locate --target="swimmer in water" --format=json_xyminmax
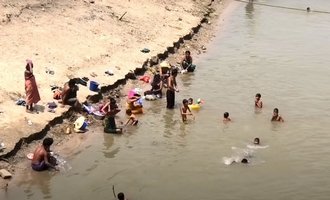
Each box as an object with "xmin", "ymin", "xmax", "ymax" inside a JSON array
[
  {"xmin": 255, "ymin": 93, "xmax": 263, "ymax": 108},
  {"xmin": 188, "ymin": 98, "xmax": 193, "ymax": 105},
  {"xmin": 223, "ymin": 112, "xmax": 231, "ymax": 122},
  {"xmin": 254, "ymin": 138, "xmax": 260, "ymax": 145},
  {"xmin": 181, "ymin": 99, "xmax": 194, "ymax": 122},
  {"xmin": 117, "ymin": 192, "xmax": 126, "ymax": 200},
  {"xmin": 271, "ymin": 108, "xmax": 284, "ymax": 122},
  {"xmin": 241, "ymin": 158, "xmax": 249, "ymax": 164},
  {"xmin": 307, "ymin": 7, "xmax": 311, "ymax": 12}
]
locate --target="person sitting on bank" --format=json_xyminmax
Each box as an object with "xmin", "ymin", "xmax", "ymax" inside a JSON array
[
  {"xmin": 103, "ymin": 98, "xmax": 122, "ymax": 134},
  {"xmin": 144, "ymin": 73, "xmax": 163, "ymax": 98},
  {"xmin": 126, "ymin": 93, "xmax": 143, "ymax": 114},
  {"xmin": 61, "ymin": 79, "xmax": 80, "ymax": 108},
  {"xmin": 271, "ymin": 108, "xmax": 284, "ymax": 122},
  {"xmin": 125, "ymin": 109, "xmax": 139, "ymax": 126},
  {"xmin": 31, "ymin": 137, "xmax": 58, "ymax": 171},
  {"xmin": 181, "ymin": 50, "xmax": 196, "ymax": 72}
]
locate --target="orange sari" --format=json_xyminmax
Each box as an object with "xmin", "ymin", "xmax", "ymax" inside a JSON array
[{"xmin": 25, "ymin": 71, "xmax": 40, "ymax": 105}]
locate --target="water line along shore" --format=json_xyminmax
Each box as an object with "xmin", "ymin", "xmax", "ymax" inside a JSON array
[{"xmin": 0, "ymin": 0, "xmax": 232, "ymax": 185}]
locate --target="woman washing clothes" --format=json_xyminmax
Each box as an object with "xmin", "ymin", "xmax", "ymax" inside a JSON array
[
  {"xmin": 102, "ymin": 97, "xmax": 122, "ymax": 134},
  {"xmin": 144, "ymin": 72, "xmax": 163, "ymax": 98},
  {"xmin": 24, "ymin": 59, "xmax": 41, "ymax": 113},
  {"xmin": 126, "ymin": 91, "xmax": 143, "ymax": 114}
]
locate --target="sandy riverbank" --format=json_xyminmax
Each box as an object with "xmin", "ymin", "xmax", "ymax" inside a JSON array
[{"xmin": 0, "ymin": 0, "xmax": 232, "ymax": 187}]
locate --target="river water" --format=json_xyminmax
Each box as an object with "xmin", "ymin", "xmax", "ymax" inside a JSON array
[{"xmin": 2, "ymin": 0, "xmax": 330, "ymax": 199}]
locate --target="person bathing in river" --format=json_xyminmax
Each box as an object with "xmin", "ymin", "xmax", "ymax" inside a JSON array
[
  {"xmin": 31, "ymin": 137, "xmax": 58, "ymax": 171},
  {"xmin": 24, "ymin": 59, "xmax": 41, "ymax": 113},
  {"xmin": 101, "ymin": 97, "xmax": 120, "ymax": 116},
  {"xmin": 271, "ymin": 108, "xmax": 284, "ymax": 122},
  {"xmin": 125, "ymin": 109, "xmax": 139, "ymax": 126},
  {"xmin": 223, "ymin": 112, "xmax": 231, "ymax": 122},
  {"xmin": 181, "ymin": 50, "xmax": 196, "ymax": 72},
  {"xmin": 255, "ymin": 93, "xmax": 263, "ymax": 108},
  {"xmin": 166, "ymin": 69, "xmax": 179, "ymax": 109},
  {"xmin": 102, "ymin": 97, "xmax": 122, "ymax": 134},
  {"xmin": 181, "ymin": 99, "xmax": 194, "ymax": 122},
  {"xmin": 144, "ymin": 72, "xmax": 163, "ymax": 98}
]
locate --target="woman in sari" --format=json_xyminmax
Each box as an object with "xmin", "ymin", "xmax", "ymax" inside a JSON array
[{"xmin": 25, "ymin": 60, "xmax": 41, "ymax": 113}]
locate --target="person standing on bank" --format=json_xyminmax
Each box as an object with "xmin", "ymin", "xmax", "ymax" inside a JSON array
[
  {"xmin": 166, "ymin": 68, "xmax": 179, "ymax": 109},
  {"xmin": 24, "ymin": 59, "xmax": 41, "ymax": 113}
]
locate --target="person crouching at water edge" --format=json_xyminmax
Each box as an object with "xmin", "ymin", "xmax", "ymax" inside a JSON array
[
  {"xmin": 31, "ymin": 137, "xmax": 59, "ymax": 171},
  {"xmin": 103, "ymin": 98, "xmax": 123, "ymax": 134},
  {"xmin": 126, "ymin": 91, "xmax": 143, "ymax": 114},
  {"xmin": 271, "ymin": 108, "xmax": 284, "ymax": 122},
  {"xmin": 24, "ymin": 59, "xmax": 41, "ymax": 113},
  {"xmin": 181, "ymin": 50, "xmax": 196, "ymax": 72},
  {"xmin": 61, "ymin": 79, "xmax": 81, "ymax": 109},
  {"xmin": 166, "ymin": 69, "xmax": 179, "ymax": 109},
  {"xmin": 181, "ymin": 99, "xmax": 194, "ymax": 122}
]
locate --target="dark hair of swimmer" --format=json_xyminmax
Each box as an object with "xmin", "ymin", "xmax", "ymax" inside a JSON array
[
  {"xmin": 254, "ymin": 138, "xmax": 260, "ymax": 145},
  {"xmin": 224, "ymin": 112, "xmax": 229, "ymax": 118},
  {"xmin": 255, "ymin": 93, "xmax": 261, "ymax": 98},
  {"xmin": 241, "ymin": 158, "xmax": 248, "ymax": 164},
  {"xmin": 185, "ymin": 50, "xmax": 191, "ymax": 55},
  {"xmin": 307, "ymin": 7, "xmax": 310, "ymax": 12},
  {"xmin": 182, "ymin": 99, "xmax": 188, "ymax": 104},
  {"xmin": 117, "ymin": 192, "xmax": 125, "ymax": 200},
  {"xmin": 273, "ymin": 108, "xmax": 279, "ymax": 113}
]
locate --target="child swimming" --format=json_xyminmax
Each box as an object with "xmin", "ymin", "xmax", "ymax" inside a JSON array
[
  {"xmin": 255, "ymin": 93, "xmax": 263, "ymax": 108},
  {"xmin": 271, "ymin": 108, "xmax": 284, "ymax": 122},
  {"xmin": 181, "ymin": 99, "xmax": 194, "ymax": 122},
  {"xmin": 223, "ymin": 112, "xmax": 231, "ymax": 122},
  {"xmin": 125, "ymin": 109, "xmax": 139, "ymax": 126}
]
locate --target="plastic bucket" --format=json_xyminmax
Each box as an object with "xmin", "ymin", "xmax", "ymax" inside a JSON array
[
  {"xmin": 89, "ymin": 81, "xmax": 99, "ymax": 92},
  {"xmin": 81, "ymin": 121, "xmax": 88, "ymax": 130}
]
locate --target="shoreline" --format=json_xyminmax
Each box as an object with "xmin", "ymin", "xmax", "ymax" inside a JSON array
[{"xmin": 0, "ymin": 0, "xmax": 233, "ymax": 186}]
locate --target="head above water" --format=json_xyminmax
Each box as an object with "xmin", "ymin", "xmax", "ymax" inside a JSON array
[
  {"xmin": 254, "ymin": 137, "xmax": 260, "ymax": 145},
  {"xmin": 241, "ymin": 158, "xmax": 248, "ymax": 164},
  {"xmin": 307, "ymin": 7, "xmax": 310, "ymax": 12},
  {"xmin": 188, "ymin": 98, "xmax": 193, "ymax": 104},
  {"xmin": 255, "ymin": 93, "xmax": 261, "ymax": 99},
  {"xmin": 224, "ymin": 112, "xmax": 229, "ymax": 119},
  {"xmin": 185, "ymin": 50, "xmax": 191, "ymax": 56},
  {"xmin": 273, "ymin": 108, "xmax": 279, "ymax": 114},
  {"xmin": 182, "ymin": 99, "xmax": 188, "ymax": 106},
  {"xmin": 117, "ymin": 192, "xmax": 125, "ymax": 200},
  {"xmin": 43, "ymin": 137, "xmax": 54, "ymax": 148}
]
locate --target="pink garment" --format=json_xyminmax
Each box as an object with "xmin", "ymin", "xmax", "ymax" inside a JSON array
[{"xmin": 24, "ymin": 60, "xmax": 40, "ymax": 105}]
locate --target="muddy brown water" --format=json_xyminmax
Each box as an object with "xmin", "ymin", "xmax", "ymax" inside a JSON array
[{"xmin": 2, "ymin": 1, "xmax": 330, "ymax": 199}]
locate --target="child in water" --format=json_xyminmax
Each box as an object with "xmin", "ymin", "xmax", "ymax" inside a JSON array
[
  {"xmin": 188, "ymin": 98, "xmax": 193, "ymax": 105},
  {"xmin": 254, "ymin": 138, "xmax": 260, "ymax": 145},
  {"xmin": 125, "ymin": 109, "xmax": 139, "ymax": 126},
  {"xmin": 223, "ymin": 112, "xmax": 231, "ymax": 122},
  {"xmin": 271, "ymin": 108, "xmax": 284, "ymax": 122},
  {"xmin": 181, "ymin": 99, "xmax": 194, "ymax": 122},
  {"xmin": 255, "ymin": 93, "xmax": 263, "ymax": 108}
]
